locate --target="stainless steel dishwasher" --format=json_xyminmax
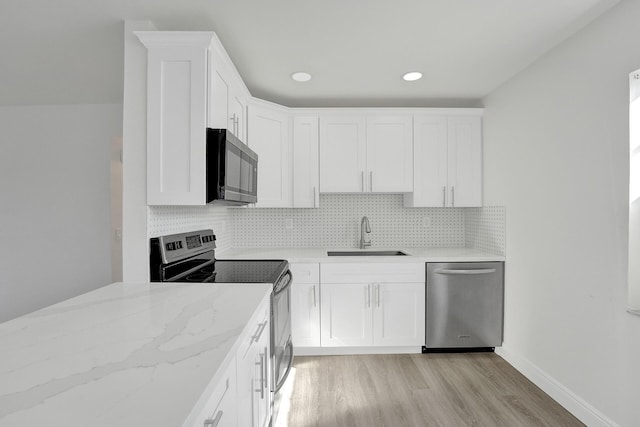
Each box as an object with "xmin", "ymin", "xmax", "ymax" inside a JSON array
[{"xmin": 424, "ymin": 262, "xmax": 504, "ymax": 351}]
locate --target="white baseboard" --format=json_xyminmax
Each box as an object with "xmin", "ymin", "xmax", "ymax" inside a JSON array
[
  {"xmin": 496, "ymin": 346, "xmax": 620, "ymax": 427},
  {"xmin": 294, "ymin": 346, "xmax": 422, "ymax": 356}
]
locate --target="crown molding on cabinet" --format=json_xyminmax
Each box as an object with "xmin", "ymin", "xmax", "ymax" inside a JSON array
[{"xmin": 135, "ymin": 31, "xmax": 215, "ymax": 48}]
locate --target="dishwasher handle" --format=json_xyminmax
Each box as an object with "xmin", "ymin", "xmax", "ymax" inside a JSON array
[{"xmin": 433, "ymin": 268, "xmax": 496, "ymax": 275}]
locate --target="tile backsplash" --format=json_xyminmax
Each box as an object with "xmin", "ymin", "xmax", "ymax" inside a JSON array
[
  {"xmin": 148, "ymin": 205, "xmax": 233, "ymax": 252},
  {"xmin": 232, "ymin": 194, "xmax": 467, "ymax": 248},
  {"xmin": 147, "ymin": 196, "xmax": 505, "ymax": 256},
  {"xmin": 464, "ymin": 206, "xmax": 506, "ymax": 256}
]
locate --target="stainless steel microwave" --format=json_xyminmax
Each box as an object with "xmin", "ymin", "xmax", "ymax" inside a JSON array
[{"xmin": 206, "ymin": 128, "xmax": 258, "ymax": 205}]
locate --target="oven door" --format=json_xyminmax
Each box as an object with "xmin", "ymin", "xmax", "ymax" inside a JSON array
[{"xmin": 271, "ymin": 270, "xmax": 293, "ymax": 393}]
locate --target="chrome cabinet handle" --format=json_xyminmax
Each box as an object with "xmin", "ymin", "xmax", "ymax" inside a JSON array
[
  {"xmin": 369, "ymin": 171, "xmax": 373, "ymax": 192},
  {"xmin": 451, "ymin": 186, "xmax": 455, "ymax": 207},
  {"xmin": 204, "ymin": 410, "xmax": 223, "ymax": 427},
  {"xmin": 313, "ymin": 186, "xmax": 317, "ymax": 208},
  {"xmin": 377, "ymin": 283, "xmax": 381, "ymax": 308},
  {"xmin": 366, "ymin": 284, "xmax": 371, "ymax": 308},
  {"xmin": 434, "ymin": 268, "xmax": 497, "ymax": 275},
  {"xmin": 229, "ymin": 114, "xmax": 239, "ymax": 135},
  {"xmin": 442, "ymin": 186, "xmax": 446, "ymax": 207},
  {"xmin": 229, "ymin": 114, "xmax": 236, "ymax": 135},
  {"xmin": 312, "ymin": 285, "xmax": 317, "ymax": 308},
  {"xmin": 262, "ymin": 348, "xmax": 268, "ymax": 392},
  {"xmin": 256, "ymin": 352, "xmax": 265, "ymax": 399},
  {"xmin": 252, "ymin": 321, "xmax": 267, "ymax": 343},
  {"xmin": 361, "ymin": 171, "xmax": 365, "ymax": 192}
]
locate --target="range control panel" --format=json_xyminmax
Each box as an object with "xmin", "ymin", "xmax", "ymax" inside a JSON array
[{"xmin": 156, "ymin": 229, "xmax": 216, "ymax": 263}]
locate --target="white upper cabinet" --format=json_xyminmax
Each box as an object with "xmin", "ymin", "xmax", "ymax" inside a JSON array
[
  {"xmin": 208, "ymin": 44, "xmax": 248, "ymax": 141},
  {"xmin": 292, "ymin": 116, "xmax": 320, "ymax": 208},
  {"xmin": 138, "ymin": 31, "xmax": 250, "ymax": 205},
  {"xmin": 247, "ymin": 100, "xmax": 291, "ymax": 207},
  {"xmin": 406, "ymin": 115, "xmax": 448, "ymax": 207},
  {"xmin": 138, "ymin": 30, "xmax": 482, "ymax": 207},
  {"xmin": 137, "ymin": 31, "xmax": 211, "ymax": 206},
  {"xmin": 447, "ymin": 116, "xmax": 482, "ymax": 207},
  {"xmin": 405, "ymin": 114, "xmax": 482, "ymax": 207},
  {"xmin": 319, "ymin": 114, "xmax": 413, "ymax": 193},
  {"xmin": 319, "ymin": 115, "xmax": 367, "ymax": 192},
  {"xmin": 366, "ymin": 115, "xmax": 413, "ymax": 192}
]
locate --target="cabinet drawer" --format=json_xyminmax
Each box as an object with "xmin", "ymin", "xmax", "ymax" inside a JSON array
[
  {"xmin": 321, "ymin": 263, "xmax": 425, "ymax": 284},
  {"xmin": 193, "ymin": 358, "xmax": 237, "ymax": 427},
  {"xmin": 290, "ymin": 263, "xmax": 320, "ymax": 284},
  {"xmin": 238, "ymin": 301, "xmax": 270, "ymax": 360}
]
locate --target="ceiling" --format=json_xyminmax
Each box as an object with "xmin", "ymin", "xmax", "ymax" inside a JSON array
[{"xmin": 0, "ymin": 0, "xmax": 620, "ymax": 107}]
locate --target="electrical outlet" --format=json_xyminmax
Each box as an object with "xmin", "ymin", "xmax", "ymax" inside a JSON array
[
  {"xmin": 285, "ymin": 218, "xmax": 293, "ymax": 229},
  {"xmin": 422, "ymin": 216, "xmax": 431, "ymax": 228}
]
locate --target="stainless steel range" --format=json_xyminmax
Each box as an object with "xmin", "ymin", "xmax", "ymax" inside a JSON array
[{"xmin": 149, "ymin": 229, "xmax": 294, "ymax": 422}]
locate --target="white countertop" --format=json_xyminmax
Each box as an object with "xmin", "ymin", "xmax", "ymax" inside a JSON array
[
  {"xmin": 218, "ymin": 247, "xmax": 505, "ymax": 263},
  {"xmin": 0, "ymin": 282, "xmax": 272, "ymax": 427}
]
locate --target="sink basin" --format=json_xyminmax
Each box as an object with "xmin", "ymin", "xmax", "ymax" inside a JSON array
[{"xmin": 327, "ymin": 250, "xmax": 408, "ymax": 256}]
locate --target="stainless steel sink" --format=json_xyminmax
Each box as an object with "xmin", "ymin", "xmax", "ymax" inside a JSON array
[{"xmin": 327, "ymin": 250, "xmax": 408, "ymax": 256}]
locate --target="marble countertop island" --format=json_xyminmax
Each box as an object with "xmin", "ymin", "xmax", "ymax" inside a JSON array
[{"xmin": 0, "ymin": 282, "xmax": 271, "ymax": 427}]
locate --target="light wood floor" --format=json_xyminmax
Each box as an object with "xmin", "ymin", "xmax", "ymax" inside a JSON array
[{"xmin": 281, "ymin": 353, "xmax": 583, "ymax": 427}]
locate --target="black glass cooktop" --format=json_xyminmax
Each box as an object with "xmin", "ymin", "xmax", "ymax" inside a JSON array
[{"xmin": 170, "ymin": 259, "xmax": 288, "ymax": 284}]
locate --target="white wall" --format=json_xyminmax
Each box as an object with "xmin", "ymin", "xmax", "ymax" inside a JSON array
[
  {"xmin": 122, "ymin": 21, "xmax": 155, "ymax": 282},
  {"xmin": 0, "ymin": 104, "xmax": 122, "ymax": 322},
  {"xmin": 483, "ymin": 1, "xmax": 640, "ymax": 425}
]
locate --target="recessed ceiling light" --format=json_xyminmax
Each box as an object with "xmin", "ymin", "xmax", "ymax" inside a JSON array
[
  {"xmin": 403, "ymin": 72, "xmax": 422, "ymax": 81},
  {"xmin": 291, "ymin": 72, "xmax": 312, "ymax": 82}
]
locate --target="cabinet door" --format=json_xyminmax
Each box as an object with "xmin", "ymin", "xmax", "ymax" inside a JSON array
[
  {"xmin": 373, "ymin": 283, "xmax": 425, "ymax": 347},
  {"xmin": 405, "ymin": 115, "xmax": 448, "ymax": 207},
  {"xmin": 291, "ymin": 283, "xmax": 320, "ymax": 347},
  {"xmin": 320, "ymin": 283, "xmax": 372, "ymax": 346},
  {"xmin": 447, "ymin": 116, "xmax": 482, "ymax": 207},
  {"xmin": 237, "ymin": 304, "xmax": 270, "ymax": 427},
  {"xmin": 319, "ymin": 115, "xmax": 366, "ymax": 193},
  {"xmin": 237, "ymin": 341, "xmax": 258, "ymax": 427},
  {"xmin": 139, "ymin": 33, "xmax": 210, "ymax": 205},
  {"xmin": 292, "ymin": 116, "xmax": 320, "ymax": 207},
  {"xmin": 186, "ymin": 357, "xmax": 237, "ymax": 427},
  {"xmin": 366, "ymin": 115, "xmax": 413, "ymax": 192},
  {"xmin": 254, "ymin": 321, "xmax": 271, "ymax": 427},
  {"xmin": 248, "ymin": 103, "xmax": 291, "ymax": 207},
  {"xmin": 208, "ymin": 53, "xmax": 230, "ymax": 131}
]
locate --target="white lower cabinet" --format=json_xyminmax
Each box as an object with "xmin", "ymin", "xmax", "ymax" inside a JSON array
[
  {"xmin": 189, "ymin": 357, "xmax": 237, "ymax": 427},
  {"xmin": 290, "ymin": 263, "xmax": 321, "ymax": 348},
  {"xmin": 319, "ymin": 263, "xmax": 426, "ymax": 348},
  {"xmin": 321, "ymin": 283, "xmax": 373, "ymax": 346},
  {"xmin": 373, "ymin": 283, "xmax": 425, "ymax": 346},
  {"xmin": 236, "ymin": 301, "xmax": 271, "ymax": 427}
]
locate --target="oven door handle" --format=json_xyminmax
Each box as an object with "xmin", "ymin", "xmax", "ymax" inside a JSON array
[
  {"xmin": 274, "ymin": 337, "xmax": 294, "ymax": 393},
  {"xmin": 273, "ymin": 270, "xmax": 293, "ymax": 296}
]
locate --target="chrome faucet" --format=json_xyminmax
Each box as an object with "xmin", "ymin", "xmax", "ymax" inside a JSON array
[{"xmin": 360, "ymin": 216, "xmax": 372, "ymax": 249}]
